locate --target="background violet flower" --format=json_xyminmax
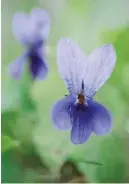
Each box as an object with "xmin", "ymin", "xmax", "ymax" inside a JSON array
[
  {"xmin": 52, "ymin": 38, "xmax": 116, "ymax": 144},
  {"xmin": 8, "ymin": 8, "xmax": 50, "ymax": 80}
]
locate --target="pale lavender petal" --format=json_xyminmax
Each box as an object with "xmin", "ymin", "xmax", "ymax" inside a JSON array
[
  {"xmin": 91, "ymin": 101, "xmax": 112, "ymax": 135},
  {"xmin": 51, "ymin": 95, "xmax": 75, "ymax": 130},
  {"xmin": 12, "ymin": 12, "xmax": 32, "ymax": 44},
  {"xmin": 12, "ymin": 9, "xmax": 50, "ymax": 45},
  {"xmin": 71, "ymin": 105, "xmax": 92, "ymax": 144},
  {"xmin": 8, "ymin": 53, "xmax": 27, "ymax": 80},
  {"xmin": 30, "ymin": 8, "xmax": 50, "ymax": 40},
  {"xmin": 57, "ymin": 38, "xmax": 87, "ymax": 95},
  {"xmin": 83, "ymin": 44, "xmax": 116, "ymax": 98}
]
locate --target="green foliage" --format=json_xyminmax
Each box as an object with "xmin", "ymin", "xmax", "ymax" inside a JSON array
[
  {"xmin": 1, "ymin": 149, "xmax": 24, "ymax": 183},
  {"xmin": 1, "ymin": 135, "xmax": 19, "ymax": 152},
  {"xmin": 2, "ymin": 111, "xmax": 19, "ymax": 138},
  {"xmin": 96, "ymin": 135, "xmax": 127, "ymax": 183}
]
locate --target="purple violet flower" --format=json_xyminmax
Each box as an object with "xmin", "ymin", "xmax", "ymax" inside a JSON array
[
  {"xmin": 8, "ymin": 9, "xmax": 50, "ymax": 80},
  {"xmin": 52, "ymin": 38, "xmax": 117, "ymax": 144}
]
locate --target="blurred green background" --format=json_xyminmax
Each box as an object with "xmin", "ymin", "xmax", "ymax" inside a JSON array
[{"xmin": 1, "ymin": 0, "xmax": 129, "ymax": 183}]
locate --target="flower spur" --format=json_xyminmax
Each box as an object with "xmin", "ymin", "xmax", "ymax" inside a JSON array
[
  {"xmin": 8, "ymin": 8, "xmax": 50, "ymax": 80},
  {"xmin": 52, "ymin": 38, "xmax": 116, "ymax": 144}
]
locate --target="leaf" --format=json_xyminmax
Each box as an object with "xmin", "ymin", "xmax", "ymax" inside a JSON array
[
  {"xmin": 1, "ymin": 135, "xmax": 19, "ymax": 152},
  {"xmin": 1, "ymin": 110, "xmax": 19, "ymax": 138}
]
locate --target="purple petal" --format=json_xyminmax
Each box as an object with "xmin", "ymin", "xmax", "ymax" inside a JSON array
[
  {"xmin": 91, "ymin": 101, "xmax": 112, "ymax": 135},
  {"xmin": 51, "ymin": 95, "xmax": 75, "ymax": 130},
  {"xmin": 71, "ymin": 105, "xmax": 92, "ymax": 144},
  {"xmin": 8, "ymin": 53, "xmax": 27, "ymax": 80},
  {"xmin": 29, "ymin": 49, "xmax": 48, "ymax": 80}
]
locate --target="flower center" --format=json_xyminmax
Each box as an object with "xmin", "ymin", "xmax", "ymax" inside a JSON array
[{"xmin": 77, "ymin": 94, "xmax": 85, "ymax": 104}]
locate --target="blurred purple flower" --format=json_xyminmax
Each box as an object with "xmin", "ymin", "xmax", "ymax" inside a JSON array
[
  {"xmin": 8, "ymin": 9, "xmax": 50, "ymax": 80},
  {"xmin": 52, "ymin": 38, "xmax": 116, "ymax": 144}
]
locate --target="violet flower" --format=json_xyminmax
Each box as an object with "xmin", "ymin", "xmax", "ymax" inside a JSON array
[
  {"xmin": 52, "ymin": 38, "xmax": 116, "ymax": 144},
  {"xmin": 8, "ymin": 9, "xmax": 50, "ymax": 80}
]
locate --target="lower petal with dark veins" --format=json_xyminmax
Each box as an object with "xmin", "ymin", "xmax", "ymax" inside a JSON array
[{"xmin": 70, "ymin": 105, "xmax": 92, "ymax": 144}]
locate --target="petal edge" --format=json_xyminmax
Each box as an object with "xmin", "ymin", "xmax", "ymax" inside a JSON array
[
  {"xmin": 51, "ymin": 95, "xmax": 75, "ymax": 130},
  {"xmin": 91, "ymin": 101, "xmax": 112, "ymax": 135}
]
